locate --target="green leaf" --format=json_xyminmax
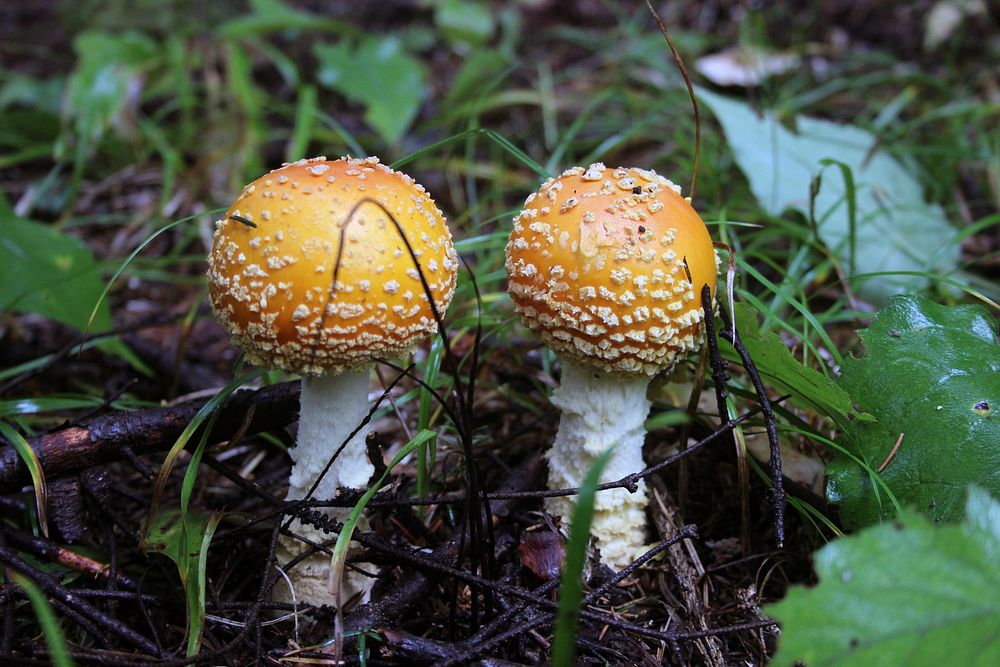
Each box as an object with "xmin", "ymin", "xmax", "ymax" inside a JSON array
[
  {"xmin": 143, "ymin": 509, "xmax": 222, "ymax": 656},
  {"xmin": 698, "ymin": 89, "xmax": 959, "ymax": 303},
  {"xmin": 314, "ymin": 37, "xmax": 427, "ymax": 145},
  {"xmin": 0, "ymin": 216, "xmax": 112, "ymax": 332},
  {"xmin": 0, "ymin": 76, "xmax": 62, "ymax": 169},
  {"xmin": 434, "ymin": 0, "xmax": 495, "ymax": 47},
  {"xmin": 63, "ymin": 31, "xmax": 157, "ymax": 152},
  {"xmin": 768, "ymin": 486, "xmax": 1000, "ymax": 667},
  {"xmin": 827, "ymin": 294, "xmax": 1000, "ymax": 529},
  {"xmin": 552, "ymin": 449, "xmax": 613, "ymax": 667},
  {"xmin": 0, "ymin": 72, "xmax": 64, "ymax": 114},
  {"xmin": 724, "ymin": 302, "xmax": 863, "ymax": 428}
]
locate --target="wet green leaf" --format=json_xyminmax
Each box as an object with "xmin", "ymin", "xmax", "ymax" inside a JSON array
[
  {"xmin": 0, "ymin": 216, "xmax": 111, "ymax": 332},
  {"xmin": 314, "ymin": 37, "xmax": 427, "ymax": 145},
  {"xmin": 768, "ymin": 486, "xmax": 1000, "ymax": 666},
  {"xmin": 827, "ymin": 294, "xmax": 1000, "ymax": 528},
  {"xmin": 698, "ymin": 90, "xmax": 959, "ymax": 303}
]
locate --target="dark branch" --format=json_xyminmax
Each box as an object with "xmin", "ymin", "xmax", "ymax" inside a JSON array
[{"xmin": 0, "ymin": 381, "xmax": 301, "ymax": 494}]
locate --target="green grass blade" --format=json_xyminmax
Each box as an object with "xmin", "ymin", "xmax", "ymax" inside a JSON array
[
  {"xmin": 330, "ymin": 428, "xmax": 437, "ymax": 606},
  {"xmin": 416, "ymin": 338, "xmax": 445, "ymax": 502},
  {"xmin": 187, "ymin": 511, "xmax": 222, "ymax": 656},
  {"xmin": 846, "ymin": 270, "xmax": 1000, "ymax": 310},
  {"xmin": 287, "ymin": 84, "xmax": 318, "ymax": 162},
  {"xmin": 644, "ymin": 410, "xmax": 690, "ymax": 430},
  {"xmin": 551, "ymin": 449, "xmax": 613, "ymax": 667},
  {"xmin": 819, "ymin": 159, "xmax": 858, "ymax": 276},
  {"xmin": 313, "ymin": 108, "xmax": 366, "ymax": 157},
  {"xmin": 11, "ymin": 572, "xmax": 74, "ymax": 667},
  {"xmin": 782, "ymin": 426, "xmax": 902, "ymax": 517},
  {"xmin": 143, "ymin": 508, "xmax": 223, "ymax": 657},
  {"xmin": 0, "ymin": 338, "xmax": 104, "ymax": 383},
  {"xmin": 81, "ymin": 211, "xmax": 214, "ymax": 345},
  {"xmin": 0, "ymin": 420, "xmax": 48, "ymax": 537},
  {"xmin": 734, "ymin": 258, "xmax": 844, "ymax": 366},
  {"xmin": 143, "ymin": 369, "xmax": 266, "ymax": 540},
  {"xmin": 329, "ymin": 429, "xmax": 437, "ymax": 657},
  {"xmin": 545, "ymin": 87, "xmax": 616, "ymax": 173},
  {"xmin": 390, "ymin": 127, "xmax": 550, "ymax": 178},
  {"xmin": 180, "ymin": 408, "xmax": 225, "ymax": 518}
]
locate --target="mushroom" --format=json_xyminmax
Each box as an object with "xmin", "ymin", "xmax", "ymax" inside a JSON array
[
  {"xmin": 207, "ymin": 156, "xmax": 457, "ymax": 605},
  {"xmin": 504, "ymin": 163, "xmax": 716, "ymax": 568}
]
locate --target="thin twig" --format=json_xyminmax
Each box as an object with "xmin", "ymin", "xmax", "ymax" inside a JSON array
[
  {"xmin": 877, "ymin": 432, "xmax": 905, "ymax": 473},
  {"xmin": 646, "ymin": 0, "xmax": 700, "ymax": 198},
  {"xmin": 716, "ymin": 296, "xmax": 787, "ymax": 547}
]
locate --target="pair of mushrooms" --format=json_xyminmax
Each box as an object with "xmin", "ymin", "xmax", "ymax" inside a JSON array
[{"xmin": 206, "ymin": 156, "xmax": 715, "ymax": 608}]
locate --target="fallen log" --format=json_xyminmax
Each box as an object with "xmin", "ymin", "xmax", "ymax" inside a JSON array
[{"xmin": 0, "ymin": 381, "xmax": 301, "ymax": 494}]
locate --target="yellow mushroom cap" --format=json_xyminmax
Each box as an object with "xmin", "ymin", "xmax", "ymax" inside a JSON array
[
  {"xmin": 207, "ymin": 156, "xmax": 458, "ymax": 375},
  {"xmin": 505, "ymin": 163, "xmax": 717, "ymax": 376}
]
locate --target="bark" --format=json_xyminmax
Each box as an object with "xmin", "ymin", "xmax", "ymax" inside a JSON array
[{"xmin": 0, "ymin": 381, "xmax": 301, "ymax": 493}]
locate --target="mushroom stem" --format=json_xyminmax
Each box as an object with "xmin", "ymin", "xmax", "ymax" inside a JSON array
[
  {"xmin": 546, "ymin": 359, "xmax": 650, "ymax": 569},
  {"xmin": 289, "ymin": 369, "xmax": 375, "ymax": 502},
  {"xmin": 275, "ymin": 368, "xmax": 377, "ymax": 607}
]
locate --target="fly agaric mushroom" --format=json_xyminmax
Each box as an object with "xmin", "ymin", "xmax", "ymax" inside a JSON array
[
  {"xmin": 505, "ymin": 163, "xmax": 716, "ymax": 568},
  {"xmin": 207, "ymin": 156, "xmax": 457, "ymax": 605}
]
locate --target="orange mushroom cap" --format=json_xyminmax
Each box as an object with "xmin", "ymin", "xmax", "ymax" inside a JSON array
[
  {"xmin": 208, "ymin": 156, "xmax": 457, "ymax": 375},
  {"xmin": 505, "ymin": 163, "xmax": 717, "ymax": 376}
]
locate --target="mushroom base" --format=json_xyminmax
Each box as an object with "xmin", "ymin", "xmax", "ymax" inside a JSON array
[
  {"xmin": 545, "ymin": 359, "xmax": 651, "ymax": 570},
  {"xmin": 272, "ymin": 517, "xmax": 375, "ymax": 609},
  {"xmin": 273, "ymin": 369, "xmax": 377, "ymax": 608}
]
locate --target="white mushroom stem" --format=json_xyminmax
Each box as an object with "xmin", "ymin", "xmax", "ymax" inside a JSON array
[
  {"xmin": 290, "ymin": 370, "xmax": 375, "ymax": 499},
  {"xmin": 274, "ymin": 369, "xmax": 377, "ymax": 607},
  {"xmin": 545, "ymin": 359, "xmax": 650, "ymax": 570}
]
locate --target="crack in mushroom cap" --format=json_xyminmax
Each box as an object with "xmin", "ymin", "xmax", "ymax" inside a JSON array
[
  {"xmin": 207, "ymin": 156, "xmax": 458, "ymax": 375},
  {"xmin": 505, "ymin": 163, "xmax": 718, "ymax": 376}
]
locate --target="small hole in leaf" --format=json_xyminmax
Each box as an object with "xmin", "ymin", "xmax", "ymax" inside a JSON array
[{"xmin": 973, "ymin": 400, "xmax": 990, "ymax": 416}]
